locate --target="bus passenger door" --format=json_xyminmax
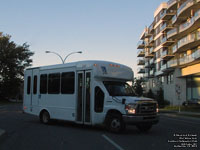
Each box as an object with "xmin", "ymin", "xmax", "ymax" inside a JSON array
[
  {"xmin": 32, "ymin": 69, "xmax": 39, "ymax": 107},
  {"xmin": 76, "ymin": 71, "xmax": 92, "ymax": 125}
]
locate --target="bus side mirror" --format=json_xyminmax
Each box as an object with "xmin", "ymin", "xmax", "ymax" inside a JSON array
[{"xmin": 122, "ymin": 99, "xmax": 126, "ymax": 104}]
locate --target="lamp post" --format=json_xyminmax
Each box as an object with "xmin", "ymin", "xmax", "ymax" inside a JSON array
[{"xmin": 45, "ymin": 51, "xmax": 82, "ymax": 64}]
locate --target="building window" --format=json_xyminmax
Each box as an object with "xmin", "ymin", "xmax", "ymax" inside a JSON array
[
  {"xmin": 167, "ymin": 73, "xmax": 174, "ymax": 84},
  {"xmin": 48, "ymin": 73, "xmax": 60, "ymax": 94},
  {"xmin": 187, "ymin": 77, "xmax": 200, "ymax": 101},
  {"xmin": 40, "ymin": 74, "xmax": 47, "ymax": 94},
  {"xmin": 61, "ymin": 72, "xmax": 75, "ymax": 94}
]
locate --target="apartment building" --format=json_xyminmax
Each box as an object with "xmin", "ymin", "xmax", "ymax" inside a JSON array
[{"xmin": 137, "ymin": 0, "xmax": 200, "ymax": 105}]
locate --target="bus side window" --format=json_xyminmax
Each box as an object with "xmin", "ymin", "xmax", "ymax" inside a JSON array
[
  {"xmin": 27, "ymin": 76, "xmax": 31, "ymax": 94},
  {"xmin": 61, "ymin": 72, "xmax": 75, "ymax": 94},
  {"xmin": 40, "ymin": 74, "xmax": 47, "ymax": 94},
  {"xmin": 94, "ymin": 86, "xmax": 104, "ymax": 113},
  {"xmin": 33, "ymin": 75, "xmax": 37, "ymax": 94},
  {"xmin": 48, "ymin": 73, "xmax": 60, "ymax": 94}
]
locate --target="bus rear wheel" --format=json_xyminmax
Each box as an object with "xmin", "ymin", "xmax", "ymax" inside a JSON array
[{"xmin": 40, "ymin": 111, "xmax": 50, "ymax": 124}]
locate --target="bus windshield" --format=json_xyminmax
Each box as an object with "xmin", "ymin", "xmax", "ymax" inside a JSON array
[{"xmin": 103, "ymin": 81, "xmax": 136, "ymax": 96}]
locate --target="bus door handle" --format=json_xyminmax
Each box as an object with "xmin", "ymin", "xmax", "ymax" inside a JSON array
[{"xmin": 38, "ymin": 94, "xmax": 41, "ymax": 99}]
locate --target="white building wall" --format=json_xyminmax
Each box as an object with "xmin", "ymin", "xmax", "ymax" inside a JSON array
[{"xmin": 163, "ymin": 69, "xmax": 187, "ymax": 106}]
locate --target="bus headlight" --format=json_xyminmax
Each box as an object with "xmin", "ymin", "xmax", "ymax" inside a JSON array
[{"xmin": 125, "ymin": 103, "xmax": 137, "ymax": 114}]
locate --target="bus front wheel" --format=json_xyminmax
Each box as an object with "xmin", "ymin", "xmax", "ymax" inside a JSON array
[{"xmin": 106, "ymin": 114, "xmax": 125, "ymax": 133}]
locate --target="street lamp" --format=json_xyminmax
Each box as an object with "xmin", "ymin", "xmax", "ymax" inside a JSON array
[{"xmin": 45, "ymin": 51, "xmax": 82, "ymax": 64}]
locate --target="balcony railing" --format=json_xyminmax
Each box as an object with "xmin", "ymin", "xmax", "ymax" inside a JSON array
[
  {"xmin": 167, "ymin": 28, "xmax": 178, "ymax": 38},
  {"xmin": 162, "ymin": 37, "xmax": 174, "ymax": 46},
  {"xmin": 167, "ymin": 0, "xmax": 177, "ymax": 8},
  {"xmin": 172, "ymin": 15, "xmax": 177, "ymax": 24},
  {"xmin": 161, "ymin": 64, "xmax": 167, "ymax": 71},
  {"xmin": 177, "ymin": 0, "xmax": 194, "ymax": 16},
  {"xmin": 149, "ymin": 23, "xmax": 154, "ymax": 33},
  {"xmin": 172, "ymin": 44, "xmax": 178, "ymax": 53},
  {"xmin": 137, "ymin": 49, "xmax": 145, "ymax": 57},
  {"xmin": 149, "ymin": 47, "xmax": 154, "ymax": 54},
  {"xmin": 160, "ymin": 23, "xmax": 167, "ymax": 32},
  {"xmin": 179, "ymin": 49, "xmax": 200, "ymax": 65},
  {"xmin": 177, "ymin": 33, "xmax": 195, "ymax": 49},
  {"xmin": 137, "ymin": 40, "xmax": 145, "ymax": 49},
  {"xmin": 179, "ymin": 9, "xmax": 200, "ymax": 33},
  {"xmin": 167, "ymin": 58, "xmax": 178, "ymax": 67},
  {"xmin": 137, "ymin": 59, "xmax": 145, "ymax": 65},
  {"xmin": 137, "ymin": 67, "xmax": 145, "ymax": 74},
  {"xmin": 149, "ymin": 36, "xmax": 154, "ymax": 43},
  {"xmin": 160, "ymin": 10, "xmax": 166, "ymax": 19}
]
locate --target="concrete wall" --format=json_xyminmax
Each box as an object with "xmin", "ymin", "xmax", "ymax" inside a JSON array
[{"xmin": 163, "ymin": 68, "xmax": 186, "ymax": 106}]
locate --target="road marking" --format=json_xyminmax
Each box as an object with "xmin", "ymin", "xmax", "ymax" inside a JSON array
[{"xmin": 102, "ymin": 134, "xmax": 125, "ymax": 150}]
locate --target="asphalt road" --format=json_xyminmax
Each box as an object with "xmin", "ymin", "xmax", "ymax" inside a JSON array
[{"xmin": 0, "ymin": 103, "xmax": 199, "ymax": 150}]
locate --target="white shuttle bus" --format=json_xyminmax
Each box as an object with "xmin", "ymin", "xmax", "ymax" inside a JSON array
[{"xmin": 23, "ymin": 60, "xmax": 159, "ymax": 132}]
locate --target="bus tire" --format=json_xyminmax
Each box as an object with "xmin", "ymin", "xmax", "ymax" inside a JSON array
[
  {"xmin": 40, "ymin": 110, "xmax": 50, "ymax": 124},
  {"xmin": 106, "ymin": 114, "xmax": 125, "ymax": 133}
]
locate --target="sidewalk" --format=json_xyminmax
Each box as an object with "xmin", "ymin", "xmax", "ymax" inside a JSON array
[{"xmin": 159, "ymin": 109, "xmax": 200, "ymax": 119}]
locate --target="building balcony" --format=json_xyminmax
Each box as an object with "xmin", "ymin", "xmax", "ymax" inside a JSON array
[
  {"xmin": 177, "ymin": 0, "xmax": 198, "ymax": 18},
  {"xmin": 179, "ymin": 48, "xmax": 200, "ymax": 66},
  {"xmin": 172, "ymin": 14, "xmax": 186, "ymax": 25},
  {"xmin": 145, "ymin": 52, "xmax": 154, "ymax": 58},
  {"xmin": 162, "ymin": 50, "xmax": 175, "ymax": 60},
  {"xmin": 155, "ymin": 70, "xmax": 163, "ymax": 76},
  {"xmin": 145, "ymin": 42, "xmax": 154, "ymax": 48},
  {"xmin": 145, "ymin": 31, "xmax": 152, "ymax": 38},
  {"xmin": 167, "ymin": 28, "xmax": 178, "ymax": 39},
  {"xmin": 160, "ymin": 23, "xmax": 174, "ymax": 33},
  {"xmin": 162, "ymin": 37, "xmax": 175, "ymax": 46},
  {"xmin": 173, "ymin": 0, "xmax": 200, "ymax": 25},
  {"xmin": 167, "ymin": 0, "xmax": 178, "ymax": 10},
  {"xmin": 137, "ymin": 59, "xmax": 145, "ymax": 65},
  {"xmin": 137, "ymin": 41, "xmax": 145, "ymax": 49},
  {"xmin": 137, "ymin": 49, "xmax": 145, "ymax": 57},
  {"xmin": 161, "ymin": 10, "xmax": 176, "ymax": 20},
  {"xmin": 161, "ymin": 64, "xmax": 168, "ymax": 71},
  {"xmin": 145, "ymin": 61, "xmax": 151, "ymax": 68},
  {"xmin": 172, "ymin": 44, "xmax": 178, "ymax": 53},
  {"xmin": 149, "ymin": 36, "xmax": 154, "ymax": 44},
  {"xmin": 140, "ymin": 28, "xmax": 146, "ymax": 40},
  {"xmin": 178, "ymin": 9, "xmax": 200, "ymax": 37},
  {"xmin": 167, "ymin": 58, "xmax": 178, "ymax": 68},
  {"xmin": 149, "ymin": 47, "xmax": 154, "ymax": 54},
  {"xmin": 176, "ymin": 31, "xmax": 200, "ymax": 53},
  {"xmin": 149, "ymin": 23, "xmax": 154, "ymax": 34},
  {"xmin": 137, "ymin": 67, "xmax": 145, "ymax": 74}
]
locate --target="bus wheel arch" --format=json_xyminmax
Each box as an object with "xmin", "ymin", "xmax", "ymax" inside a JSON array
[
  {"xmin": 39, "ymin": 109, "xmax": 50, "ymax": 124},
  {"xmin": 105, "ymin": 109, "xmax": 125, "ymax": 133}
]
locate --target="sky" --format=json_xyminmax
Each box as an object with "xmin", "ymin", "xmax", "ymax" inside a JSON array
[{"xmin": 0, "ymin": 0, "xmax": 165, "ymax": 77}]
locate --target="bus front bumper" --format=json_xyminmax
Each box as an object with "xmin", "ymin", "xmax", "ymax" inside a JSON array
[{"xmin": 122, "ymin": 114, "xmax": 159, "ymax": 125}]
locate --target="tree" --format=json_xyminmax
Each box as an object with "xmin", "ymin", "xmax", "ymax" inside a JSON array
[
  {"xmin": 0, "ymin": 33, "xmax": 34, "ymax": 100},
  {"xmin": 133, "ymin": 78, "xmax": 143, "ymax": 96}
]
